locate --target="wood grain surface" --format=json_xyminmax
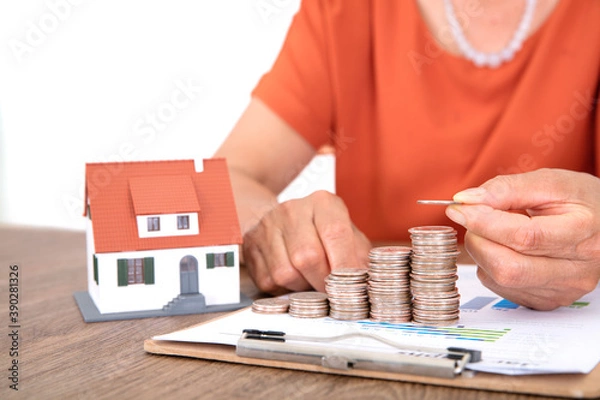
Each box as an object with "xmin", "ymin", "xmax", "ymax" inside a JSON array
[{"xmin": 0, "ymin": 224, "xmax": 579, "ymax": 399}]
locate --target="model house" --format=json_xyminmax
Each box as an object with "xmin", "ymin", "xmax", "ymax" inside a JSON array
[{"xmin": 75, "ymin": 158, "xmax": 249, "ymax": 322}]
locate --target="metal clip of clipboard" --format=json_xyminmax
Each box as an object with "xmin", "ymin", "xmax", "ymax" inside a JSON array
[{"xmin": 236, "ymin": 329, "xmax": 482, "ymax": 379}]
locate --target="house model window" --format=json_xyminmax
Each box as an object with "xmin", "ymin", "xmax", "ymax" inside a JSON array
[
  {"xmin": 148, "ymin": 217, "xmax": 161, "ymax": 232},
  {"xmin": 207, "ymin": 252, "xmax": 235, "ymax": 268},
  {"xmin": 177, "ymin": 215, "xmax": 190, "ymax": 230},
  {"xmin": 128, "ymin": 258, "xmax": 144, "ymax": 284},
  {"xmin": 117, "ymin": 257, "xmax": 155, "ymax": 286}
]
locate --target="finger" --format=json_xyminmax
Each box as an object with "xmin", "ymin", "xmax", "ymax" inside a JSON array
[
  {"xmin": 452, "ymin": 169, "xmax": 591, "ymax": 211},
  {"xmin": 256, "ymin": 206, "xmax": 313, "ymax": 292},
  {"xmin": 312, "ymin": 192, "xmax": 365, "ymax": 271},
  {"xmin": 244, "ymin": 215, "xmax": 310, "ymax": 295},
  {"xmin": 475, "ymin": 266, "xmax": 563, "ymax": 311},
  {"xmin": 268, "ymin": 226, "xmax": 313, "ymax": 292},
  {"xmin": 465, "ymin": 231, "xmax": 546, "ymax": 289},
  {"xmin": 465, "ymin": 231, "xmax": 587, "ymax": 307},
  {"xmin": 352, "ymin": 224, "xmax": 373, "ymax": 266},
  {"xmin": 446, "ymin": 203, "xmax": 589, "ymax": 257},
  {"xmin": 280, "ymin": 205, "xmax": 330, "ymax": 292},
  {"xmin": 243, "ymin": 229, "xmax": 281, "ymax": 294}
]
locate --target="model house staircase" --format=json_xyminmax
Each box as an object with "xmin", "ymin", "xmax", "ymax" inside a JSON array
[{"xmin": 162, "ymin": 293, "xmax": 207, "ymax": 315}]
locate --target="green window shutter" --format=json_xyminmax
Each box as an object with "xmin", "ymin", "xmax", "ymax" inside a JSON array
[
  {"xmin": 93, "ymin": 255, "xmax": 99, "ymax": 285},
  {"xmin": 117, "ymin": 259, "xmax": 128, "ymax": 286},
  {"xmin": 206, "ymin": 253, "xmax": 215, "ymax": 269},
  {"xmin": 144, "ymin": 257, "xmax": 155, "ymax": 285},
  {"xmin": 225, "ymin": 251, "xmax": 234, "ymax": 267}
]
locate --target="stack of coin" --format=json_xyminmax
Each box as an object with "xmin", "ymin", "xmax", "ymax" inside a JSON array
[
  {"xmin": 409, "ymin": 226, "xmax": 461, "ymax": 325},
  {"xmin": 367, "ymin": 246, "xmax": 413, "ymax": 323},
  {"xmin": 251, "ymin": 297, "xmax": 290, "ymax": 314},
  {"xmin": 325, "ymin": 269, "xmax": 370, "ymax": 320},
  {"xmin": 288, "ymin": 292, "xmax": 329, "ymax": 318}
]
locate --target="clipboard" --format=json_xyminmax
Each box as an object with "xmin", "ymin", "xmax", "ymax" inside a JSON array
[{"xmin": 144, "ymin": 308, "xmax": 600, "ymax": 399}]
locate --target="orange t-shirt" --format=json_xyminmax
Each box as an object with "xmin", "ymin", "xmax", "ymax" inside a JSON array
[{"xmin": 252, "ymin": 0, "xmax": 600, "ymax": 242}]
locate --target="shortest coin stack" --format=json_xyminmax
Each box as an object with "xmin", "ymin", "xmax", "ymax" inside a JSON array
[
  {"xmin": 409, "ymin": 226, "xmax": 461, "ymax": 326},
  {"xmin": 325, "ymin": 269, "xmax": 370, "ymax": 321},
  {"xmin": 252, "ymin": 297, "xmax": 290, "ymax": 314},
  {"xmin": 288, "ymin": 292, "xmax": 329, "ymax": 318}
]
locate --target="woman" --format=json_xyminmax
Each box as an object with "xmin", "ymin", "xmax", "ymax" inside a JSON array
[{"xmin": 215, "ymin": 0, "xmax": 600, "ymax": 310}]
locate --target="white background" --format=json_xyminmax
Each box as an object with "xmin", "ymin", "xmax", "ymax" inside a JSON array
[{"xmin": 0, "ymin": 0, "xmax": 307, "ymax": 230}]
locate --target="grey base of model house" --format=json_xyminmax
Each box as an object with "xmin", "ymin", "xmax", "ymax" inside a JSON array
[{"xmin": 74, "ymin": 291, "xmax": 253, "ymax": 323}]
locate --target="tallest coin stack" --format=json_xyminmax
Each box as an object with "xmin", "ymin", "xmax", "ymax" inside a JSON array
[{"xmin": 408, "ymin": 226, "xmax": 461, "ymax": 325}]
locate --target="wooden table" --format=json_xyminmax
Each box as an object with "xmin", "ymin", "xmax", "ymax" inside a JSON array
[{"xmin": 0, "ymin": 225, "xmax": 563, "ymax": 399}]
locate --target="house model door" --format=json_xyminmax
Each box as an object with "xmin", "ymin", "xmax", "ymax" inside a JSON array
[{"xmin": 179, "ymin": 255, "xmax": 199, "ymax": 294}]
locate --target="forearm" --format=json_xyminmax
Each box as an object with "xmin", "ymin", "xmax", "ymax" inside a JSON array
[
  {"xmin": 214, "ymin": 98, "xmax": 318, "ymax": 267},
  {"xmin": 228, "ymin": 166, "xmax": 279, "ymax": 236}
]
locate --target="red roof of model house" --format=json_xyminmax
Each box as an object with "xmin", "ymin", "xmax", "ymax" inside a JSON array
[{"xmin": 84, "ymin": 158, "xmax": 242, "ymax": 253}]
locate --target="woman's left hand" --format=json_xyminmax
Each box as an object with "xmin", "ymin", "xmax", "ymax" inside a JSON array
[{"xmin": 446, "ymin": 168, "xmax": 600, "ymax": 310}]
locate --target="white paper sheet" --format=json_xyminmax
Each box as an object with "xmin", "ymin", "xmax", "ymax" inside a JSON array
[{"xmin": 153, "ymin": 266, "xmax": 600, "ymax": 375}]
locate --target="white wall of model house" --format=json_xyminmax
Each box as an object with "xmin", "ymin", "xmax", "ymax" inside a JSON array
[
  {"xmin": 87, "ymin": 245, "xmax": 240, "ymax": 314},
  {"xmin": 86, "ymin": 218, "xmax": 240, "ymax": 314}
]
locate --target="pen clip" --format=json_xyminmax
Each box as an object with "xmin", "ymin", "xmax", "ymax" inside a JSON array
[{"xmin": 242, "ymin": 329, "xmax": 286, "ymax": 342}]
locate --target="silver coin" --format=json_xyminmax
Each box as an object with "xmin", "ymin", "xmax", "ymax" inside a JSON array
[
  {"xmin": 408, "ymin": 225, "xmax": 456, "ymax": 234},
  {"xmin": 289, "ymin": 312, "xmax": 329, "ymax": 318},
  {"xmin": 329, "ymin": 311, "xmax": 369, "ymax": 321},
  {"xmin": 289, "ymin": 291, "xmax": 328, "ymax": 303},
  {"xmin": 369, "ymin": 246, "xmax": 412, "ymax": 257},
  {"xmin": 251, "ymin": 298, "xmax": 290, "ymax": 314},
  {"xmin": 330, "ymin": 268, "xmax": 369, "ymax": 276},
  {"xmin": 412, "ymin": 317, "xmax": 459, "ymax": 326}
]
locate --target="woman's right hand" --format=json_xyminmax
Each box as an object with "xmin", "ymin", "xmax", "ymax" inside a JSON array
[{"xmin": 243, "ymin": 190, "xmax": 372, "ymax": 295}]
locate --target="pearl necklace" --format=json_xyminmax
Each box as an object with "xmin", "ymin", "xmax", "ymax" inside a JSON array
[{"xmin": 444, "ymin": 0, "xmax": 537, "ymax": 68}]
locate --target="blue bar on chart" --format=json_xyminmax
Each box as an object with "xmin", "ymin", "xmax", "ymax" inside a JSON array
[{"xmin": 492, "ymin": 299, "xmax": 520, "ymax": 310}]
